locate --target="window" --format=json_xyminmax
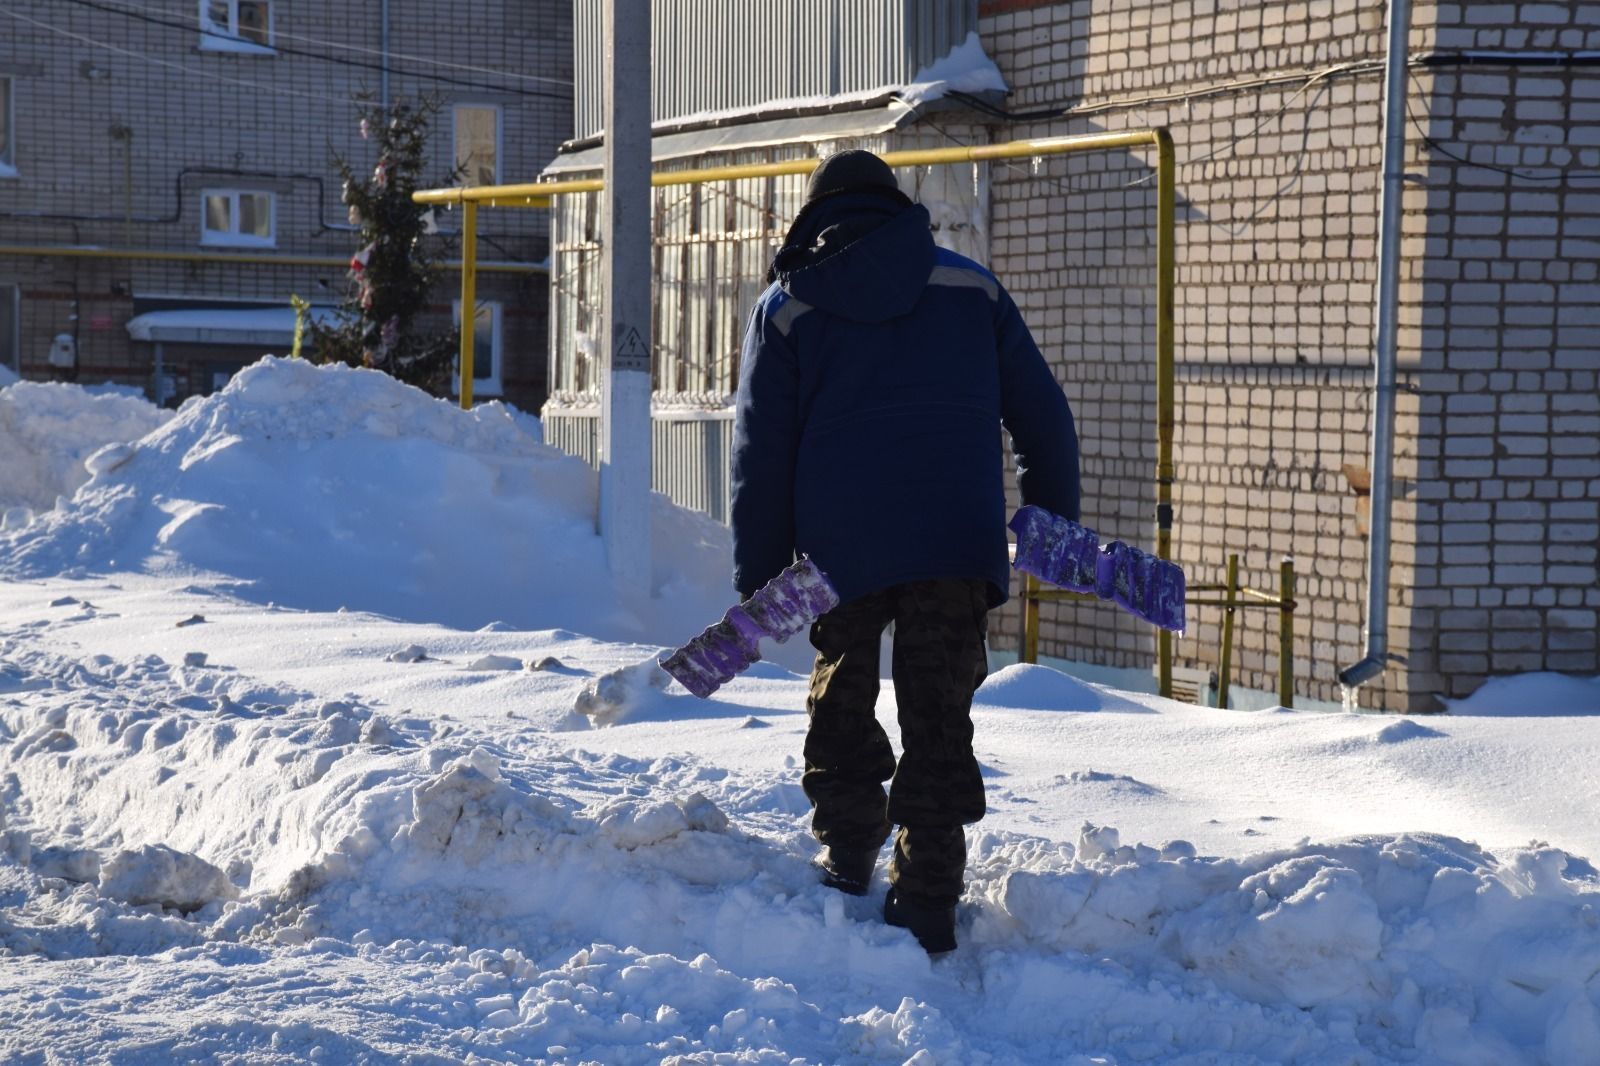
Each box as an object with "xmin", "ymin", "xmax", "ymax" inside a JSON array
[
  {"xmin": 0, "ymin": 77, "xmax": 14, "ymax": 176},
  {"xmin": 0, "ymin": 284, "xmax": 18, "ymax": 374},
  {"xmin": 453, "ymin": 299, "xmax": 503, "ymax": 397},
  {"xmin": 200, "ymin": 0, "xmax": 274, "ymax": 53},
  {"xmin": 453, "ymin": 105, "xmax": 500, "ymax": 187},
  {"xmin": 201, "ymin": 189, "xmax": 275, "ymax": 247}
]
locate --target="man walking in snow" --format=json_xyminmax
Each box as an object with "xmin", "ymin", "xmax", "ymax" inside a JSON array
[{"xmin": 731, "ymin": 149, "xmax": 1080, "ymax": 953}]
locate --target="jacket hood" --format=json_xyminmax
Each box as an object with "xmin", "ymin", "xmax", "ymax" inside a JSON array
[{"xmin": 772, "ymin": 201, "xmax": 936, "ymax": 324}]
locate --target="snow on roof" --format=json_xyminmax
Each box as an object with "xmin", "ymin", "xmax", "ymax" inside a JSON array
[
  {"xmin": 899, "ymin": 30, "xmax": 1010, "ymax": 108},
  {"xmin": 125, "ymin": 306, "xmax": 340, "ymax": 346},
  {"xmin": 545, "ymin": 32, "xmax": 1007, "ymax": 173}
]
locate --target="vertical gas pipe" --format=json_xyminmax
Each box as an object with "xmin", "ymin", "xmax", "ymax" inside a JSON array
[{"xmin": 1155, "ymin": 129, "xmax": 1177, "ymax": 699}]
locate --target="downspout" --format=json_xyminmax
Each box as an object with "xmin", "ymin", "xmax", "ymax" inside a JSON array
[
  {"xmin": 1338, "ymin": 0, "xmax": 1412, "ymax": 697},
  {"xmin": 380, "ymin": 0, "xmax": 391, "ymax": 106}
]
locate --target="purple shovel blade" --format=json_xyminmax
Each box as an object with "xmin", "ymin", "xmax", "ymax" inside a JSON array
[
  {"xmin": 1009, "ymin": 506, "xmax": 1187, "ymax": 633},
  {"xmin": 1095, "ymin": 541, "xmax": 1186, "ymax": 633},
  {"xmin": 1008, "ymin": 505, "xmax": 1099, "ymax": 593},
  {"xmin": 660, "ymin": 557, "xmax": 841, "ymax": 699}
]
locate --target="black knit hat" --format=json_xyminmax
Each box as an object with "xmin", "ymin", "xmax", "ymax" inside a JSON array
[{"xmin": 804, "ymin": 149, "xmax": 911, "ymax": 207}]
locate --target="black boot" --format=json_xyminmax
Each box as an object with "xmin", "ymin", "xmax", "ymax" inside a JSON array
[
  {"xmin": 883, "ymin": 887, "xmax": 957, "ymax": 954},
  {"xmin": 815, "ymin": 845, "xmax": 878, "ymax": 896}
]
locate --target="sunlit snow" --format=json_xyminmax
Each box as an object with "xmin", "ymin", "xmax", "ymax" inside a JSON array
[{"xmin": 1, "ymin": 359, "xmax": 1596, "ymax": 1064}]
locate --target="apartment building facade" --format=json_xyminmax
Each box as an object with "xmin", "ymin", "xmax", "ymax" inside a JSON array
[{"xmin": 0, "ymin": 0, "xmax": 571, "ymax": 410}]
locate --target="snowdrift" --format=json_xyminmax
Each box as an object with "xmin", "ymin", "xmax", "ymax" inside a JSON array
[
  {"xmin": 0, "ymin": 358, "xmax": 740, "ymax": 650},
  {"xmin": 3, "ymin": 358, "xmax": 1598, "ymax": 1062},
  {"xmin": 0, "ymin": 379, "xmax": 171, "ymax": 521},
  {"xmin": 3, "ymin": 636, "xmax": 1597, "ymax": 1063}
]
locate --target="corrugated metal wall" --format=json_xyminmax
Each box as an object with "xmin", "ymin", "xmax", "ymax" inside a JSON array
[
  {"xmin": 543, "ymin": 407, "xmax": 736, "ymax": 523},
  {"xmin": 572, "ymin": 0, "xmax": 976, "ymax": 139}
]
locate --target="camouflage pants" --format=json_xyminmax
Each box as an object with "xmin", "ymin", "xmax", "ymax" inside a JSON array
[{"xmin": 803, "ymin": 578, "xmax": 989, "ymax": 905}]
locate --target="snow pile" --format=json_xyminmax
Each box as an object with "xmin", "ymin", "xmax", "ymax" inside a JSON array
[
  {"xmin": 0, "ymin": 379, "xmax": 171, "ymax": 521},
  {"xmin": 0, "ymin": 357, "xmax": 741, "ymax": 648},
  {"xmin": 976, "ymin": 662, "xmax": 1154, "ymax": 713},
  {"xmin": 1446, "ymin": 671, "xmax": 1600, "ymax": 716},
  {"xmin": 899, "ymin": 31, "xmax": 1009, "ymax": 108},
  {"xmin": 2, "ymin": 356, "xmax": 1598, "ymax": 1062},
  {"xmin": 0, "ymin": 363, "xmax": 17, "ymax": 387},
  {"xmin": 3, "ymin": 628, "xmax": 1597, "ymax": 1062}
]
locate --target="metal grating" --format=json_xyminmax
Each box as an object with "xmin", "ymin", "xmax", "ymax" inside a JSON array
[{"xmin": 542, "ymin": 405, "xmax": 736, "ymax": 524}]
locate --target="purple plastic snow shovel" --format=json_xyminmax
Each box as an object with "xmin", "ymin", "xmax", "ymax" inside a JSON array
[
  {"xmin": 660, "ymin": 556, "xmax": 841, "ymax": 699},
  {"xmin": 1009, "ymin": 505, "xmax": 1187, "ymax": 633}
]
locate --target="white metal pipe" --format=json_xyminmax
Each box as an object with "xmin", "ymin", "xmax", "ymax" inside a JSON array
[{"xmin": 1339, "ymin": 0, "xmax": 1413, "ymax": 696}]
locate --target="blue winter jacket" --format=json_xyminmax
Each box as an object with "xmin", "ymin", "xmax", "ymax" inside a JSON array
[{"xmin": 730, "ymin": 199, "xmax": 1079, "ymax": 608}]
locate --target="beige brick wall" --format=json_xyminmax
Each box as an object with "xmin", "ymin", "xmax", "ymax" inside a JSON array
[
  {"xmin": 0, "ymin": 0, "xmax": 570, "ymax": 409},
  {"xmin": 976, "ymin": 0, "xmax": 1598, "ymax": 709},
  {"xmin": 1398, "ymin": 2, "xmax": 1600, "ymax": 702}
]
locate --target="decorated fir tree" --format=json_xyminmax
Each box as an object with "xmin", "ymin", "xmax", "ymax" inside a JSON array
[{"xmin": 310, "ymin": 99, "xmax": 459, "ymax": 396}]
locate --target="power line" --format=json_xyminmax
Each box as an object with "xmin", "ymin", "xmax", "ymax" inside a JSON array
[
  {"xmin": 0, "ymin": 4, "xmax": 355, "ymax": 105},
  {"xmin": 56, "ymin": 0, "xmax": 572, "ymax": 102},
  {"xmin": 1404, "ymin": 85, "xmax": 1600, "ymax": 186},
  {"xmin": 85, "ymin": 0, "xmax": 574, "ymax": 88}
]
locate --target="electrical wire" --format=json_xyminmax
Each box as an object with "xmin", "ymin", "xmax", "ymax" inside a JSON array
[
  {"xmin": 56, "ymin": 0, "xmax": 572, "ymax": 101},
  {"xmin": 946, "ymin": 60, "xmax": 1384, "ymax": 126},
  {"xmin": 0, "ymin": 4, "xmax": 355, "ymax": 105},
  {"xmin": 941, "ymin": 61, "xmax": 1383, "ymax": 204},
  {"xmin": 1403, "ymin": 81, "xmax": 1600, "ymax": 186},
  {"xmin": 950, "ymin": 55, "xmax": 1600, "ymax": 189},
  {"xmin": 78, "ymin": 0, "xmax": 574, "ymax": 87}
]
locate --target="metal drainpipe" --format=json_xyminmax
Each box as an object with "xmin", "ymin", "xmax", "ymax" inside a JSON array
[{"xmin": 1339, "ymin": 0, "xmax": 1413, "ymax": 697}]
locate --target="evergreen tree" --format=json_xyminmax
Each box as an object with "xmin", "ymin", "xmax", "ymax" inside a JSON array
[{"xmin": 310, "ymin": 98, "xmax": 459, "ymax": 396}]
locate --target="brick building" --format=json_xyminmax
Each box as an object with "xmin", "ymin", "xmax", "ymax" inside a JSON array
[
  {"xmin": 0, "ymin": 0, "xmax": 570, "ymax": 410},
  {"xmin": 540, "ymin": 0, "xmax": 1596, "ymax": 711},
  {"xmin": 972, "ymin": 0, "xmax": 1599, "ymax": 710}
]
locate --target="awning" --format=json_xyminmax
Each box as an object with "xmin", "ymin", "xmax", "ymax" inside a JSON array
[
  {"xmin": 125, "ymin": 306, "xmax": 340, "ymax": 347},
  {"xmin": 542, "ymin": 104, "xmax": 917, "ymax": 175}
]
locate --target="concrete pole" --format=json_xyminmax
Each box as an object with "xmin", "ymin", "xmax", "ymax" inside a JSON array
[{"xmin": 599, "ymin": 0, "xmax": 653, "ymax": 594}]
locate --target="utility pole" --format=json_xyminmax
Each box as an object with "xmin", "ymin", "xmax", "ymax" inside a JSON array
[{"xmin": 599, "ymin": 0, "xmax": 653, "ymax": 593}]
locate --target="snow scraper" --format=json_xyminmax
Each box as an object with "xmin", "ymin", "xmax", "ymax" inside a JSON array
[
  {"xmin": 1008, "ymin": 505, "xmax": 1187, "ymax": 633},
  {"xmin": 663, "ymin": 510, "xmax": 1185, "ymax": 700},
  {"xmin": 660, "ymin": 556, "xmax": 841, "ymax": 698}
]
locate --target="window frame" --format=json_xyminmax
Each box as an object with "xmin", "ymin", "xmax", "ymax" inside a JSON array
[
  {"xmin": 0, "ymin": 76, "xmax": 16, "ymax": 177},
  {"xmin": 199, "ymin": 188, "xmax": 277, "ymax": 248},
  {"xmin": 199, "ymin": 0, "xmax": 276, "ymax": 54},
  {"xmin": 452, "ymin": 103, "xmax": 502, "ymax": 188},
  {"xmin": 452, "ymin": 298, "xmax": 505, "ymax": 398}
]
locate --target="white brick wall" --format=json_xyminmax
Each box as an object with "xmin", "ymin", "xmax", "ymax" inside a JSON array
[{"xmin": 979, "ymin": 0, "xmax": 1600, "ymax": 708}]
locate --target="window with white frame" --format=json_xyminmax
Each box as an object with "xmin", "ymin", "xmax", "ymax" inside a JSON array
[
  {"xmin": 453, "ymin": 105, "xmax": 500, "ymax": 187},
  {"xmin": 0, "ymin": 77, "xmax": 15, "ymax": 176},
  {"xmin": 200, "ymin": 0, "xmax": 274, "ymax": 52},
  {"xmin": 453, "ymin": 299, "xmax": 503, "ymax": 397},
  {"xmin": 0, "ymin": 284, "xmax": 18, "ymax": 374},
  {"xmin": 201, "ymin": 189, "xmax": 276, "ymax": 247}
]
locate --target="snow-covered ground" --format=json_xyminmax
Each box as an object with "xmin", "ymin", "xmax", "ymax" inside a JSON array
[{"xmin": 1, "ymin": 360, "xmax": 1597, "ymax": 1065}]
